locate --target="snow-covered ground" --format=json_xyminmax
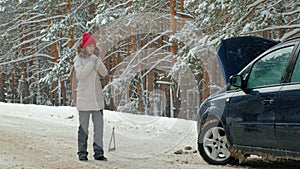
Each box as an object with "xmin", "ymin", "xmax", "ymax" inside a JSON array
[
  {"xmin": 0, "ymin": 102, "xmax": 206, "ymax": 169},
  {"xmin": 1, "ymin": 102, "xmax": 300, "ymax": 169},
  {"xmin": 0, "ymin": 102, "xmax": 197, "ymax": 157}
]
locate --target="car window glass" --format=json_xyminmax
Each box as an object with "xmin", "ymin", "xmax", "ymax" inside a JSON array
[
  {"xmin": 291, "ymin": 51, "xmax": 300, "ymax": 82},
  {"xmin": 247, "ymin": 46, "xmax": 294, "ymax": 88}
]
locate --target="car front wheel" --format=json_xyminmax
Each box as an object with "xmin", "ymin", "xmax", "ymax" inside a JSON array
[{"xmin": 198, "ymin": 120, "xmax": 232, "ymax": 165}]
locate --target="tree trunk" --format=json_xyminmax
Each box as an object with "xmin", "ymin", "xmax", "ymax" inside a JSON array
[
  {"xmin": 11, "ymin": 70, "xmax": 15, "ymax": 103},
  {"xmin": 170, "ymin": 0, "xmax": 177, "ymax": 62},
  {"xmin": 60, "ymin": 0, "xmax": 73, "ymax": 106},
  {"xmin": 18, "ymin": 0, "xmax": 30, "ymax": 104},
  {"xmin": 202, "ymin": 71, "xmax": 209, "ymax": 102},
  {"xmin": 0, "ymin": 72, "xmax": 5, "ymax": 102},
  {"xmin": 22, "ymin": 62, "xmax": 30, "ymax": 104},
  {"xmin": 50, "ymin": 25, "xmax": 59, "ymax": 105}
]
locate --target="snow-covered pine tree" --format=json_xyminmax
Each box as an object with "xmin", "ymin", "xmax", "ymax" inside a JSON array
[{"xmin": 0, "ymin": 0, "xmax": 299, "ymax": 119}]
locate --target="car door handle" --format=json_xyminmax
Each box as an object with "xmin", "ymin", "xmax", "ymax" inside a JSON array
[{"xmin": 262, "ymin": 99, "xmax": 275, "ymax": 105}]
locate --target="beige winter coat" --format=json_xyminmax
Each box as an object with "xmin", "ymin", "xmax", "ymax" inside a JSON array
[{"xmin": 74, "ymin": 54, "xmax": 108, "ymax": 111}]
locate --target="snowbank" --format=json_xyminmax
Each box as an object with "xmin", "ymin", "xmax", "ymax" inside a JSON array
[{"xmin": 0, "ymin": 102, "xmax": 197, "ymax": 158}]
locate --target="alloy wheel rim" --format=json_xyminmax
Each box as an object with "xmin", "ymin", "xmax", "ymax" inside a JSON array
[{"xmin": 203, "ymin": 126, "xmax": 231, "ymax": 162}]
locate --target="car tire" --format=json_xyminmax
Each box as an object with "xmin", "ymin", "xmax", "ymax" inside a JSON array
[{"xmin": 198, "ymin": 119, "xmax": 233, "ymax": 165}]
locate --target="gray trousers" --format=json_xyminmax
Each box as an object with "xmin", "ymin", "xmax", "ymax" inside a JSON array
[{"xmin": 78, "ymin": 110, "xmax": 104, "ymax": 157}]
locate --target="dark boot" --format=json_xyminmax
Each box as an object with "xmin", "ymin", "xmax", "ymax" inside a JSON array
[
  {"xmin": 94, "ymin": 155, "xmax": 107, "ymax": 161},
  {"xmin": 78, "ymin": 152, "xmax": 88, "ymax": 161},
  {"xmin": 93, "ymin": 142, "xmax": 106, "ymax": 161}
]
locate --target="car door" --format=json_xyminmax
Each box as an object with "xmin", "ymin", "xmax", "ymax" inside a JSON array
[
  {"xmin": 229, "ymin": 46, "xmax": 294, "ymax": 149},
  {"xmin": 276, "ymin": 44, "xmax": 300, "ymax": 153}
]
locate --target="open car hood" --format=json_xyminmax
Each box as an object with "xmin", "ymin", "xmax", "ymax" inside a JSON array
[{"xmin": 217, "ymin": 36, "xmax": 279, "ymax": 83}]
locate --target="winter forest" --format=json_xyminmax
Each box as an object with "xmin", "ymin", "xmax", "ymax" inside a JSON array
[{"xmin": 0, "ymin": 0, "xmax": 299, "ymax": 120}]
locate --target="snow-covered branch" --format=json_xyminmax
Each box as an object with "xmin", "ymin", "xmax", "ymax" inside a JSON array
[{"xmin": 0, "ymin": 54, "xmax": 55, "ymax": 66}]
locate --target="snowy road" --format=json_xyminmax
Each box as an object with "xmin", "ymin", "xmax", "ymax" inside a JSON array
[{"xmin": 1, "ymin": 103, "xmax": 300, "ymax": 169}]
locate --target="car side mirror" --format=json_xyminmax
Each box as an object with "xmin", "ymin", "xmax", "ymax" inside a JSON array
[{"xmin": 229, "ymin": 75, "xmax": 243, "ymax": 88}]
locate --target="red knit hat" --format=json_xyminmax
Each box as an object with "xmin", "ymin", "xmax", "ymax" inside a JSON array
[{"xmin": 81, "ymin": 32, "xmax": 96, "ymax": 48}]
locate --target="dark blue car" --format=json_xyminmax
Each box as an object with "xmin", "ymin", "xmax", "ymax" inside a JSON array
[{"xmin": 197, "ymin": 36, "xmax": 300, "ymax": 165}]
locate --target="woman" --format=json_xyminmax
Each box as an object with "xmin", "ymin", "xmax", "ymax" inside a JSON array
[{"xmin": 74, "ymin": 32, "xmax": 108, "ymax": 161}]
